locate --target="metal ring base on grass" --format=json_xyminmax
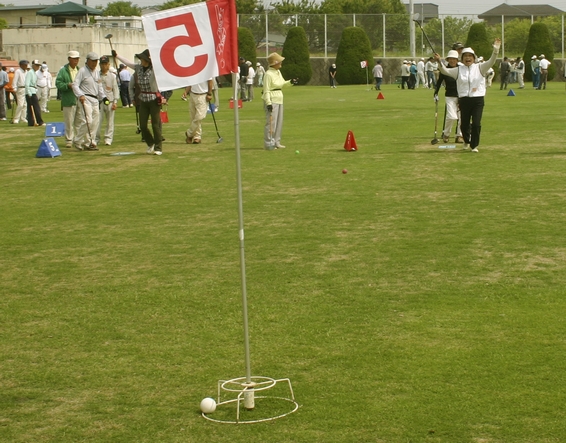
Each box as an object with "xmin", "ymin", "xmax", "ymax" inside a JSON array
[{"xmin": 201, "ymin": 376, "xmax": 299, "ymax": 424}]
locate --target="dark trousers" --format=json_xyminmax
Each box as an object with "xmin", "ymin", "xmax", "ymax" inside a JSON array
[
  {"xmin": 120, "ymin": 82, "xmax": 131, "ymax": 106},
  {"xmin": 374, "ymin": 77, "xmax": 382, "ymax": 90},
  {"xmin": 458, "ymin": 96, "xmax": 484, "ymax": 149},
  {"xmin": 401, "ymin": 76, "xmax": 409, "ymax": 89},
  {"xmin": 26, "ymin": 94, "xmax": 43, "ymax": 126},
  {"xmin": 138, "ymin": 99, "xmax": 162, "ymax": 151}
]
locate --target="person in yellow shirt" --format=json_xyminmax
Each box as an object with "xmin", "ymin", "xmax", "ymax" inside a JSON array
[{"xmin": 262, "ymin": 52, "xmax": 296, "ymax": 150}]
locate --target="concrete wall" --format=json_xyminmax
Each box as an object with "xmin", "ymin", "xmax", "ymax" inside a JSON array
[{"xmin": 2, "ymin": 27, "xmax": 147, "ymax": 72}]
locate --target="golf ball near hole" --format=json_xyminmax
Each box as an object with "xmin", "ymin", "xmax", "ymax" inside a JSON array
[
  {"xmin": 295, "ymin": 150, "xmax": 300, "ymax": 154},
  {"xmin": 342, "ymin": 169, "xmax": 348, "ymax": 174},
  {"xmin": 200, "ymin": 397, "xmax": 216, "ymax": 413}
]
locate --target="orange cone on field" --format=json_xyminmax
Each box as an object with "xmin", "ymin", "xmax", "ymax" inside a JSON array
[
  {"xmin": 344, "ymin": 130, "xmax": 357, "ymax": 151},
  {"xmin": 377, "ymin": 92, "xmax": 385, "ymax": 99}
]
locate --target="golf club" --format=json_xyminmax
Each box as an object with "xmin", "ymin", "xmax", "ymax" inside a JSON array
[
  {"xmin": 135, "ymin": 107, "xmax": 141, "ymax": 134},
  {"xmin": 431, "ymin": 96, "xmax": 439, "ymax": 145},
  {"xmin": 80, "ymin": 100, "xmax": 98, "ymax": 150},
  {"xmin": 209, "ymin": 102, "xmax": 223, "ymax": 143},
  {"xmin": 413, "ymin": 18, "xmax": 436, "ymax": 54},
  {"xmin": 105, "ymin": 33, "xmax": 120, "ymax": 72},
  {"xmin": 29, "ymin": 100, "xmax": 40, "ymax": 126}
]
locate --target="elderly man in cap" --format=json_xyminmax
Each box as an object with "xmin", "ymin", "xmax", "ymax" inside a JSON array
[
  {"xmin": 12, "ymin": 60, "xmax": 29, "ymax": 124},
  {"xmin": 538, "ymin": 54, "xmax": 551, "ymax": 90},
  {"xmin": 531, "ymin": 55, "xmax": 540, "ymax": 89},
  {"xmin": 72, "ymin": 52, "xmax": 105, "ymax": 150},
  {"xmin": 36, "ymin": 63, "xmax": 52, "ymax": 113},
  {"xmin": 96, "ymin": 56, "xmax": 119, "ymax": 146},
  {"xmin": 239, "ymin": 57, "xmax": 249, "ymax": 101},
  {"xmin": 56, "ymin": 50, "xmax": 81, "ymax": 148},
  {"xmin": 114, "ymin": 48, "xmax": 165, "ymax": 155},
  {"xmin": 25, "ymin": 60, "xmax": 45, "ymax": 126}
]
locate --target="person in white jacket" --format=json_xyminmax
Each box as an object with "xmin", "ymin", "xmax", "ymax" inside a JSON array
[{"xmin": 434, "ymin": 38, "xmax": 501, "ymax": 153}]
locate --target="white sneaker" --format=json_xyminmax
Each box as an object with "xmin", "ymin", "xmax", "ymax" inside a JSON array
[
  {"xmin": 146, "ymin": 145, "xmax": 155, "ymax": 154},
  {"xmin": 275, "ymin": 144, "xmax": 286, "ymax": 149},
  {"xmin": 154, "ymin": 150, "xmax": 162, "ymax": 156},
  {"xmin": 471, "ymin": 148, "xmax": 479, "ymax": 153},
  {"xmin": 463, "ymin": 143, "xmax": 470, "ymax": 149},
  {"xmin": 22, "ymin": 118, "xmax": 28, "ymax": 123},
  {"xmin": 12, "ymin": 120, "xmax": 19, "ymax": 124}
]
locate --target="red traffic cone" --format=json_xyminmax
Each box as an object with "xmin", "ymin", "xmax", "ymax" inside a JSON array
[
  {"xmin": 377, "ymin": 92, "xmax": 385, "ymax": 99},
  {"xmin": 344, "ymin": 130, "xmax": 357, "ymax": 151}
]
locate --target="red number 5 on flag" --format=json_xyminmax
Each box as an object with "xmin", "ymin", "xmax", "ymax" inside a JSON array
[{"xmin": 155, "ymin": 12, "xmax": 208, "ymax": 77}]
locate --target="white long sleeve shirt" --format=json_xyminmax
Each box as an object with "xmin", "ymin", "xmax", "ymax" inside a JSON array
[{"xmin": 438, "ymin": 47, "xmax": 499, "ymax": 98}]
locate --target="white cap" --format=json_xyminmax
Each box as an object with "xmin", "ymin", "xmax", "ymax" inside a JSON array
[
  {"xmin": 68, "ymin": 50, "xmax": 80, "ymax": 58},
  {"xmin": 9, "ymin": 67, "xmax": 14, "ymax": 72},
  {"xmin": 446, "ymin": 50, "xmax": 459, "ymax": 59},
  {"xmin": 461, "ymin": 47, "xmax": 476, "ymax": 59},
  {"xmin": 86, "ymin": 52, "xmax": 99, "ymax": 61}
]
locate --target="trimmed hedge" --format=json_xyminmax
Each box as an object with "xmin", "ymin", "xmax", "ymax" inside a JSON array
[
  {"xmin": 523, "ymin": 22, "xmax": 555, "ymax": 82},
  {"xmin": 335, "ymin": 27, "xmax": 374, "ymax": 85},
  {"xmin": 281, "ymin": 27, "xmax": 312, "ymax": 85},
  {"xmin": 465, "ymin": 23, "xmax": 492, "ymax": 60},
  {"xmin": 238, "ymin": 27, "xmax": 256, "ymax": 66}
]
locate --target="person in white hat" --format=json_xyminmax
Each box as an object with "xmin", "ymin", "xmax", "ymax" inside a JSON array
[
  {"xmin": 531, "ymin": 55, "xmax": 540, "ymax": 89},
  {"xmin": 425, "ymin": 57, "xmax": 437, "ymax": 89},
  {"xmin": 262, "ymin": 52, "xmax": 296, "ymax": 150},
  {"xmin": 434, "ymin": 38, "xmax": 501, "ymax": 153},
  {"xmin": 245, "ymin": 60, "xmax": 255, "ymax": 100},
  {"xmin": 71, "ymin": 52, "xmax": 105, "ymax": 150},
  {"xmin": 538, "ymin": 54, "xmax": 551, "ymax": 90},
  {"xmin": 96, "ymin": 56, "xmax": 119, "ymax": 146},
  {"xmin": 255, "ymin": 62, "xmax": 265, "ymax": 87},
  {"xmin": 12, "ymin": 60, "xmax": 29, "ymax": 124},
  {"xmin": 416, "ymin": 58, "xmax": 427, "ymax": 88},
  {"xmin": 400, "ymin": 60, "xmax": 410, "ymax": 89},
  {"xmin": 25, "ymin": 60, "xmax": 45, "ymax": 126},
  {"xmin": 36, "ymin": 63, "xmax": 52, "ymax": 113},
  {"xmin": 434, "ymin": 50, "xmax": 463, "ymax": 143},
  {"xmin": 515, "ymin": 56, "xmax": 525, "ymax": 89},
  {"xmin": 55, "ymin": 50, "xmax": 81, "ymax": 147},
  {"xmin": 0, "ymin": 62, "xmax": 8, "ymax": 120}
]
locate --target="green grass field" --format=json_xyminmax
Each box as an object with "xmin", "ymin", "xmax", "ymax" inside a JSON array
[{"xmin": 2, "ymin": 81, "xmax": 566, "ymax": 442}]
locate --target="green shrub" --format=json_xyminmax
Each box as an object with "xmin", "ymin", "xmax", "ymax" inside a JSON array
[
  {"xmin": 465, "ymin": 23, "xmax": 492, "ymax": 60},
  {"xmin": 335, "ymin": 27, "xmax": 374, "ymax": 85},
  {"xmin": 280, "ymin": 27, "xmax": 312, "ymax": 85},
  {"xmin": 523, "ymin": 22, "xmax": 555, "ymax": 82},
  {"xmin": 238, "ymin": 27, "xmax": 256, "ymax": 66}
]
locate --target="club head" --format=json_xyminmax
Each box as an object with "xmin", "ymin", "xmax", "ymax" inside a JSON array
[
  {"xmin": 431, "ymin": 138, "xmax": 439, "ymax": 145},
  {"xmin": 105, "ymin": 34, "xmax": 113, "ymax": 39},
  {"xmin": 136, "ymin": 128, "xmax": 141, "ymax": 134},
  {"xmin": 217, "ymin": 137, "xmax": 223, "ymax": 143}
]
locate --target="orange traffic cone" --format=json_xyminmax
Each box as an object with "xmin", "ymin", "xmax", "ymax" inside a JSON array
[
  {"xmin": 377, "ymin": 92, "xmax": 385, "ymax": 99},
  {"xmin": 344, "ymin": 130, "xmax": 357, "ymax": 151}
]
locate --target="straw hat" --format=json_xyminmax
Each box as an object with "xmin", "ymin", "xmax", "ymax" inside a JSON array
[{"xmin": 267, "ymin": 52, "xmax": 284, "ymax": 66}]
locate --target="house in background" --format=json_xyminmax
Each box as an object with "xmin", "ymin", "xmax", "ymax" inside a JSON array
[
  {"xmin": 0, "ymin": 5, "xmax": 51, "ymax": 27},
  {"xmin": 478, "ymin": 3, "xmax": 564, "ymax": 25}
]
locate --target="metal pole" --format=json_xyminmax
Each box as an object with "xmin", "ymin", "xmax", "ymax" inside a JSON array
[
  {"xmin": 324, "ymin": 14, "xmax": 327, "ymax": 59},
  {"xmin": 232, "ymin": 72, "xmax": 252, "ymax": 386},
  {"xmin": 265, "ymin": 12, "xmax": 269, "ymax": 59},
  {"xmin": 409, "ymin": 0, "xmax": 415, "ymax": 58},
  {"xmin": 441, "ymin": 17, "xmax": 445, "ymax": 58},
  {"xmin": 382, "ymin": 14, "xmax": 386, "ymax": 58},
  {"xmin": 501, "ymin": 15, "xmax": 505, "ymax": 60}
]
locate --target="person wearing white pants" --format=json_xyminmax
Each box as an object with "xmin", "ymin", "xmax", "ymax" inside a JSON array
[
  {"xmin": 36, "ymin": 64, "xmax": 51, "ymax": 113},
  {"xmin": 96, "ymin": 56, "xmax": 119, "ymax": 146},
  {"xmin": 184, "ymin": 78, "xmax": 213, "ymax": 144},
  {"xmin": 434, "ymin": 50, "xmax": 463, "ymax": 143},
  {"xmin": 12, "ymin": 60, "xmax": 29, "ymax": 124},
  {"xmin": 72, "ymin": 52, "xmax": 105, "ymax": 150}
]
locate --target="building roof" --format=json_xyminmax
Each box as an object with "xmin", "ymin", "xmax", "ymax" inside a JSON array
[
  {"xmin": 478, "ymin": 3, "xmax": 563, "ymax": 18},
  {"xmin": 37, "ymin": 1, "xmax": 102, "ymax": 17},
  {"xmin": 0, "ymin": 5, "xmax": 47, "ymax": 12}
]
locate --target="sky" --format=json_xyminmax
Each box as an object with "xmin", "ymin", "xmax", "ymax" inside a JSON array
[{"xmin": 12, "ymin": 0, "xmax": 566, "ymax": 17}]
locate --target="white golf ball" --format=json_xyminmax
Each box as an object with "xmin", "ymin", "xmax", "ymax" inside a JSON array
[{"xmin": 200, "ymin": 397, "xmax": 216, "ymax": 414}]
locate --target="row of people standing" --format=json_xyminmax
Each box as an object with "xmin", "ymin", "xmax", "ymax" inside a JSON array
[{"xmin": 400, "ymin": 57, "xmax": 440, "ymax": 89}]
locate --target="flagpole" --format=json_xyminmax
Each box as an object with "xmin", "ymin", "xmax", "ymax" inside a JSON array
[{"xmin": 232, "ymin": 72, "xmax": 252, "ymax": 389}]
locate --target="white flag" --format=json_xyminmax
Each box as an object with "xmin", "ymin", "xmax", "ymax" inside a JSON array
[{"xmin": 142, "ymin": 0, "xmax": 238, "ymax": 91}]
